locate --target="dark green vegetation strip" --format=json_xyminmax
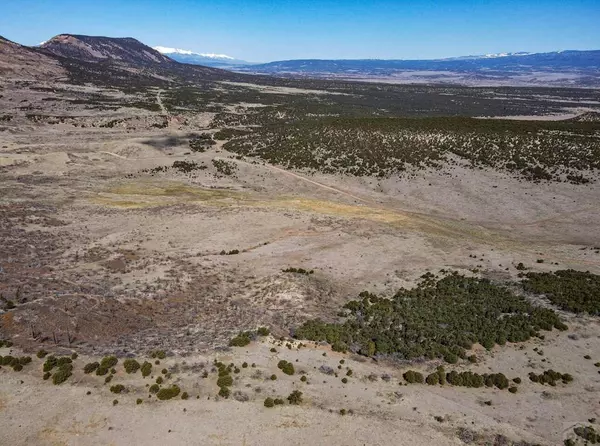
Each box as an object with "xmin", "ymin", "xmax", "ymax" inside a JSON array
[
  {"xmin": 224, "ymin": 117, "xmax": 600, "ymax": 183},
  {"xmin": 522, "ymin": 269, "xmax": 600, "ymax": 315},
  {"xmin": 294, "ymin": 272, "xmax": 567, "ymax": 362}
]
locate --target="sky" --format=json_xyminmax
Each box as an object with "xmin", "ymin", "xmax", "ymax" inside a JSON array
[{"xmin": 1, "ymin": 0, "xmax": 599, "ymax": 62}]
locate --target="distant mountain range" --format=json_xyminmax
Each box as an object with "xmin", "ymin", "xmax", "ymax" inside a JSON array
[
  {"xmin": 1, "ymin": 33, "xmax": 599, "ymax": 87},
  {"xmin": 153, "ymin": 46, "xmax": 252, "ymax": 68},
  {"xmin": 234, "ymin": 50, "xmax": 600, "ymax": 87}
]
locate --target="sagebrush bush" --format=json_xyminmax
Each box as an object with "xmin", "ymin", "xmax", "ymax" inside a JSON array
[
  {"xmin": 287, "ymin": 390, "xmax": 303, "ymax": 405},
  {"xmin": 110, "ymin": 384, "xmax": 125, "ymax": 394},
  {"xmin": 264, "ymin": 397, "xmax": 275, "ymax": 408},
  {"xmin": 403, "ymin": 370, "xmax": 424, "ymax": 384},
  {"xmin": 100, "ymin": 356, "xmax": 118, "ymax": 369},
  {"xmin": 277, "ymin": 360, "xmax": 295, "ymax": 375},
  {"xmin": 229, "ymin": 331, "xmax": 253, "ymax": 347},
  {"xmin": 84, "ymin": 362, "xmax": 99, "ymax": 374},
  {"xmin": 141, "ymin": 361, "xmax": 152, "ymax": 377},
  {"xmin": 217, "ymin": 375, "xmax": 233, "ymax": 387},
  {"xmin": 124, "ymin": 359, "xmax": 140, "ymax": 374},
  {"xmin": 257, "ymin": 326, "xmax": 270, "ymax": 336}
]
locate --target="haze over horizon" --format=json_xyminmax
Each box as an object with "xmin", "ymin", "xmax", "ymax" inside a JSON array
[{"xmin": 2, "ymin": 0, "xmax": 599, "ymax": 62}]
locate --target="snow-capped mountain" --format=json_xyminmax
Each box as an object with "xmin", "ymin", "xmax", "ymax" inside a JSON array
[
  {"xmin": 443, "ymin": 52, "xmax": 532, "ymax": 61},
  {"xmin": 153, "ymin": 46, "xmax": 250, "ymax": 68}
]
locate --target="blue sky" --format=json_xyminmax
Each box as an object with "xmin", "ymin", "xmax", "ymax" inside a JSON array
[{"xmin": 1, "ymin": 0, "xmax": 599, "ymax": 62}]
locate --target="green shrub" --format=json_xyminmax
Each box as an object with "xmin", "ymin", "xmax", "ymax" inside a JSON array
[
  {"xmin": 136, "ymin": 398, "xmax": 143, "ymax": 405},
  {"xmin": 403, "ymin": 370, "xmax": 424, "ymax": 384},
  {"xmin": 110, "ymin": 384, "xmax": 125, "ymax": 394},
  {"xmin": 156, "ymin": 376, "xmax": 163, "ymax": 385},
  {"xmin": 123, "ymin": 359, "xmax": 140, "ymax": 374},
  {"xmin": 141, "ymin": 361, "xmax": 152, "ymax": 377},
  {"xmin": 71, "ymin": 353, "xmax": 78, "ymax": 360},
  {"xmin": 229, "ymin": 331, "xmax": 253, "ymax": 347},
  {"xmin": 270, "ymin": 374, "xmax": 277, "ymax": 380},
  {"xmin": 274, "ymin": 398, "xmax": 284, "ymax": 405},
  {"xmin": 43, "ymin": 356, "xmax": 57, "ymax": 372},
  {"xmin": 105, "ymin": 375, "xmax": 113, "ymax": 384},
  {"xmin": 257, "ymin": 327, "xmax": 270, "ymax": 336},
  {"xmin": 217, "ymin": 375, "xmax": 233, "ymax": 387},
  {"xmin": 150, "ymin": 350, "xmax": 167, "ymax": 360},
  {"xmin": 43, "ymin": 371, "xmax": 51, "ymax": 380},
  {"xmin": 242, "ymin": 362, "xmax": 248, "ymax": 368},
  {"xmin": 96, "ymin": 366, "xmax": 109, "ymax": 376},
  {"xmin": 113, "ymin": 399, "xmax": 118, "ymax": 406},
  {"xmin": 218, "ymin": 387, "xmax": 231, "ymax": 398},
  {"xmin": 508, "ymin": 386, "xmax": 518, "ymax": 393},
  {"xmin": 426, "ymin": 373, "xmax": 440, "ymax": 385},
  {"xmin": 181, "ymin": 392, "xmax": 189, "ymax": 400},
  {"xmin": 149, "ymin": 384, "xmax": 159, "ymax": 394},
  {"xmin": 52, "ymin": 365, "xmax": 73, "ymax": 385},
  {"xmin": 287, "ymin": 390, "xmax": 303, "ymax": 405},
  {"xmin": 277, "ymin": 360, "xmax": 295, "ymax": 375},
  {"xmin": 13, "ymin": 363, "xmax": 23, "ymax": 371},
  {"xmin": 300, "ymin": 375, "xmax": 307, "ymax": 382},
  {"xmin": 100, "ymin": 356, "xmax": 118, "ymax": 369},
  {"xmin": 341, "ymin": 377, "xmax": 348, "ymax": 384},
  {"xmin": 264, "ymin": 397, "xmax": 275, "ymax": 408},
  {"xmin": 37, "ymin": 350, "xmax": 48, "ymax": 359},
  {"xmin": 84, "ymin": 362, "xmax": 99, "ymax": 374}
]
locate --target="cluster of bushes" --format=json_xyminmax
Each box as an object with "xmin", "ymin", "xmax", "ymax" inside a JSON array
[
  {"xmin": 215, "ymin": 361, "xmax": 234, "ymax": 398},
  {"xmin": 264, "ymin": 397, "xmax": 285, "ymax": 407},
  {"xmin": 403, "ymin": 370, "xmax": 424, "ymax": 384},
  {"xmin": 189, "ymin": 133, "xmax": 216, "ymax": 152},
  {"xmin": 213, "ymin": 128, "xmax": 250, "ymax": 141},
  {"xmin": 220, "ymin": 249, "xmax": 240, "ymax": 255},
  {"xmin": 110, "ymin": 384, "xmax": 125, "ymax": 394},
  {"xmin": 0, "ymin": 339, "xmax": 13, "ymax": 348},
  {"xmin": 143, "ymin": 160, "xmax": 207, "ymax": 175},
  {"xmin": 405, "ymin": 367, "xmax": 515, "ymax": 391},
  {"xmin": 212, "ymin": 159, "xmax": 237, "ymax": 176},
  {"xmin": 0, "ymin": 355, "xmax": 32, "ymax": 371},
  {"xmin": 287, "ymin": 390, "xmax": 303, "ymax": 405},
  {"xmin": 282, "ymin": 267, "xmax": 314, "ymax": 275},
  {"xmin": 150, "ymin": 350, "xmax": 166, "ymax": 360},
  {"xmin": 157, "ymin": 385, "xmax": 181, "ymax": 400},
  {"xmin": 223, "ymin": 116, "xmax": 600, "ymax": 183},
  {"xmin": 528, "ymin": 370, "xmax": 573, "ymax": 386},
  {"xmin": 522, "ymin": 269, "xmax": 600, "ymax": 315},
  {"xmin": 277, "ymin": 360, "xmax": 295, "ymax": 375},
  {"xmin": 294, "ymin": 273, "xmax": 566, "ymax": 362},
  {"xmin": 43, "ymin": 356, "xmax": 74, "ymax": 385},
  {"xmin": 95, "ymin": 356, "xmax": 118, "ymax": 376},
  {"xmin": 229, "ymin": 327, "xmax": 270, "ymax": 347},
  {"xmin": 572, "ymin": 425, "xmax": 600, "ymax": 444},
  {"xmin": 84, "ymin": 362, "xmax": 99, "ymax": 374}
]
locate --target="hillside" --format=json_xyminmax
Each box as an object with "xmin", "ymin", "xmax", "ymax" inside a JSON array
[
  {"xmin": 41, "ymin": 34, "xmax": 173, "ymax": 65},
  {"xmin": 0, "ymin": 34, "xmax": 255, "ymax": 87},
  {"xmin": 0, "ymin": 35, "xmax": 66, "ymax": 80}
]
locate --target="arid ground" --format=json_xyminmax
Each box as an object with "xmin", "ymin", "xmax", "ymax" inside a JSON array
[{"xmin": 1, "ymin": 77, "xmax": 599, "ymax": 446}]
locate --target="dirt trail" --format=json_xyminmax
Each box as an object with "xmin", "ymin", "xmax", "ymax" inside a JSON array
[{"xmin": 156, "ymin": 89, "xmax": 168, "ymax": 115}]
